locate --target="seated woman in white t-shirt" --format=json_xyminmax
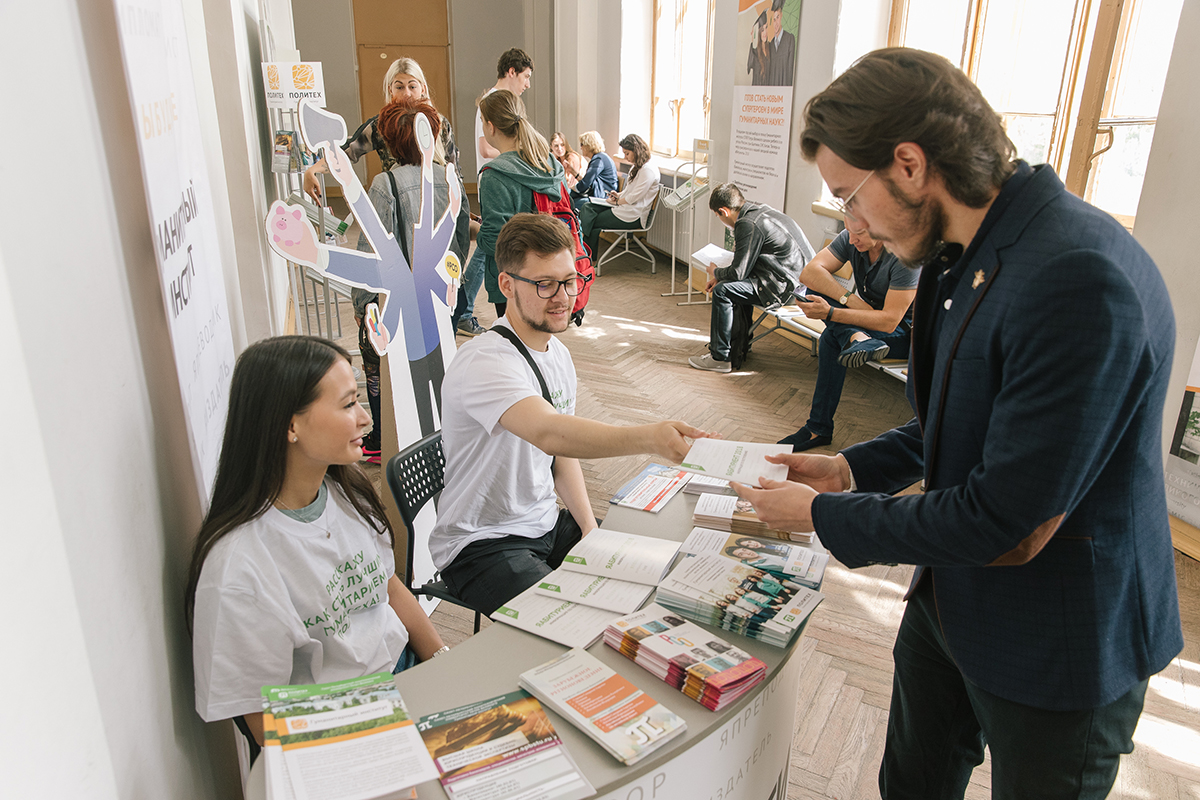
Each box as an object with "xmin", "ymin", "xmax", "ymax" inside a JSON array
[
  {"xmin": 185, "ymin": 336, "xmax": 446, "ymax": 749},
  {"xmin": 579, "ymin": 133, "xmax": 660, "ymax": 260}
]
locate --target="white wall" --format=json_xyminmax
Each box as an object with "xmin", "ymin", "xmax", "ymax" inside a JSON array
[
  {"xmin": 1135, "ymin": 0, "xmax": 1200, "ymax": 452},
  {"xmin": 0, "ymin": 0, "xmax": 293, "ymax": 794}
]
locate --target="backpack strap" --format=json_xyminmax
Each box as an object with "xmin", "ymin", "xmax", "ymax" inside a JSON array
[
  {"xmin": 491, "ymin": 325, "xmax": 554, "ymax": 407},
  {"xmin": 384, "ymin": 169, "xmax": 412, "ymax": 263}
]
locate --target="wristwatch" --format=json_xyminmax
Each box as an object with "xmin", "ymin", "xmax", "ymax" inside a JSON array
[{"xmin": 838, "ymin": 289, "xmax": 853, "ymax": 306}]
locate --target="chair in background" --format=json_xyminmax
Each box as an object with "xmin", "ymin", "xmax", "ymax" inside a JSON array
[
  {"xmin": 595, "ymin": 192, "xmax": 660, "ymax": 276},
  {"xmin": 386, "ymin": 431, "xmax": 482, "ymax": 634}
]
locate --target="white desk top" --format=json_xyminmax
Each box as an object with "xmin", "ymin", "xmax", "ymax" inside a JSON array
[{"xmin": 247, "ymin": 490, "xmax": 820, "ymax": 799}]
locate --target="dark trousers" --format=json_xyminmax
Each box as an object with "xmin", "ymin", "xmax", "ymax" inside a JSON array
[
  {"xmin": 709, "ymin": 279, "xmax": 761, "ymax": 360},
  {"xmin": 440, "ymin": 509, "xmax": 586, "ymax": 616},
  {"xmin": 805, "ymin": 320, "xmax": 910, "ymax": 436},
  {"xmin": 881, "ymin": 577, "xmax": 1148, "ymax": 800},
  {"xmin": 580, "ymin": 203, "xmax": 642, "ymax": 264}
]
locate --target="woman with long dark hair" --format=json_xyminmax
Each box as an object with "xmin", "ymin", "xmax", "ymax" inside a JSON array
[
  {"xmin": 186, "ymin": 336, "xmax": 446, "ymax": 746},
  {"xmin": 579, "ymin": 133, "xmax": 660, "ymax": 261}
]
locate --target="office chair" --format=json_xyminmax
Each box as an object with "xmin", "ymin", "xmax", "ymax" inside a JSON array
[
  {"xmin": 595, "ymin": 192, "xmax": 660, "ymax": 276},
  {"xmin": 386, "ymin": 431, "xmax": 482, "ymax": 633}
]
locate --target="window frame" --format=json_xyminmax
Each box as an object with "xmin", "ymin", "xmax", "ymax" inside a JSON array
[
  {"xmin": 650, "ymin": 0, "xmax": 716, "ymax": 159},
  {"xmin": 887, "ymin": 0, "xmax": 1162, "ymax": 227}
]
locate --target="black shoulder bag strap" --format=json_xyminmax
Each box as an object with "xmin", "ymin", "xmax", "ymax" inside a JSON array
[
  {"xmin": 491, "ymin": 325, "xmax": 554, "ymax": 406},
  {"xmin": 491, "ymin": 325, "xmax": 557, "ymax": 469}
]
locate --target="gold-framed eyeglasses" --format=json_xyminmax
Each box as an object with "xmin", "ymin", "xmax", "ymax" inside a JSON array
[
  {"xmin": 505, "ymin": 272, "xmax": 586, "ymax": 298},
  {"xmin": 830, "ymin": 170, "xmax": 874, "ymax": 220}
]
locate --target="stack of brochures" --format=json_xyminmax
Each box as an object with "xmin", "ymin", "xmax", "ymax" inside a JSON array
[
  {"xmin": 679, "ymin": 527, "xmax": 829, "ymax": 589},
  {"xmin": 519, "ymin": 648, "xmax": 687, "ymax": 765},
  {"xmin": 492, "ymin": 529, "xmax": 683, "ymax": 642},
  {"xmin": 692, "ymin": 493, "xmax": 815, "ymax": 544},
  {"xmin": 604, "ymin": 604, "xmax": 768, "ymax": 711},
  {"xmin": 417, "ymin": 690, "xmax": 594, "ymax": 800},
  {"xmin": 678, "ymin": 439, "xmax": 790, "ymax": 486},
  {"xmin": 681, "ymin": 474, "xmax": 736, "ymax": 496},
  {"xmin": 609, "ymin": 463, "xmax": 691, "ymax": 513},
  {"xmin": 261, "ymin": 673, "xmax": 438, "ymax": 800},
  {"xmin": 655, "ymin": 554, "xmax": 825, "ymax": 648}
]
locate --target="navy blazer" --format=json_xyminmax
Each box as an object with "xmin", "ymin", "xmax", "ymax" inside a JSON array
[{"xmin": 811, "ymin": 163, "xmax": 1183, "ymax": 710}]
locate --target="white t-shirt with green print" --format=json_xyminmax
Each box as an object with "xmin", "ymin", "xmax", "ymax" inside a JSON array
[{"xmin": 193, "ymin": 482, "xmax": 408, "ymax": 721}]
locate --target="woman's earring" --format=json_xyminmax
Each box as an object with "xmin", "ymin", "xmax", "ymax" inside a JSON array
[{"xmin": 291, "ymin": 436, "xmax": 298, "ymax": 443}]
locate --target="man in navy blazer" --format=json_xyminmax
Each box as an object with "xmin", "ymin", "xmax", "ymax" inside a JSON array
[{"xmin": 736, "ymin": 49, "xmax": 1183, "ymax": 799}]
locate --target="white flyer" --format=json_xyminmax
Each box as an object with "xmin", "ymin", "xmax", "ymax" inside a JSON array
[
  {"xmin": 560, "ymin": 529, "xmax": 681, "ymax": 584},
  {"xmin": 678, "ymin": 439, "xmax": 789, "ymax": 485},
  {"xmin": 534, "ymin": 570, "xmax": 656, "ymax": 614},
  {"xmin": 491, "ymin": 586, "xmax": 619, "ymax": 649}
]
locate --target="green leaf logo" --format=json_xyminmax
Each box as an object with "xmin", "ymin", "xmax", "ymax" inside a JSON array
[
  {"xmin": 564, "ymin": 556, "xmax": 587, "ymax": 565},
  {"xmin": 539, "ymin": 583, "xmax": 561, "ymax": 593},
  {"xmin": 496, "ymin": 606, "xmax": 518, "ymax": 618}
]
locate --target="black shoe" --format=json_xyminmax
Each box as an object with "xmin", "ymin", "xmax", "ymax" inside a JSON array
[
  {"xmin": 777, "ymin": 427, "xmax": 832, "ymax": 452},
  {"xmin": 838, "ymin": 338, "xmax": 889, "ymax": 368}
]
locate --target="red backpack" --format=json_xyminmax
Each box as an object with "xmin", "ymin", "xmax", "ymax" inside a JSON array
[
  {"xmin": 481, "ymin": 166, "xmax": 595, "ymax": 326},
  {"xmin": 532, "ymin": 182, "xmax": 594, "ymax": 326}
]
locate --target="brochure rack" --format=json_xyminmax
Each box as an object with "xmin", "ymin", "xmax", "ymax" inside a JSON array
[
  {"xmin": 661, "ymin": 139, "xmax": 711, "ymax": 306},
  {"xmin": 267, "ymin": 96, "xmax": 349, "ymax": 339}
]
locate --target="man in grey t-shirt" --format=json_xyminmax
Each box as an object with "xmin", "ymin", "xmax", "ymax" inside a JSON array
[{"xmin": 778, "ymin": 225, "xmax": 917, "ymax": 451}]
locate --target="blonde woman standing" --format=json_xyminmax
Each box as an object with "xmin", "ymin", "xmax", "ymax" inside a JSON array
[{"xmin": 303, "ymin": 57, "xmax": 458, "ymax": 202}]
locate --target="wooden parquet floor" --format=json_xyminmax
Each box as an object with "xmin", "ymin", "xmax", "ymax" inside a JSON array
[{"xmin": 335, "ymin": 243, "xmax": 1200, "ymax": 799}]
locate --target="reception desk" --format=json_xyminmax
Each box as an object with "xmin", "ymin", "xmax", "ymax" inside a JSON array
[{"xmin": 247, "ymin": 489, "xmax": 820, "ymax": 800}]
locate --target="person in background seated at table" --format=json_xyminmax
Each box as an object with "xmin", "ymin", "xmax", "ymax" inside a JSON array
[
  {"xmin": 550, "ymin": 132, "xmax": 584, "ymax": 192},
  {"xmin": 579, "ymin": 133, "xmax": 659, "ymax": 262},
  {"xmin": 777, "ymin": 224, "xmax": 917, "ymax": 451},
  {"xmin": 569, "ymin": 130, "xmax": 618, "ymax": 214},
  {"xmin": 431, "ymin": 214, "xmax": 711, "ymax": 615},
  {"xmin": 688, "ymin": 182, "xmax": 815, "ymax": 373},
  {"xmin": 186, "ymin": 336, "xmax": 447, "ymax": 748}
]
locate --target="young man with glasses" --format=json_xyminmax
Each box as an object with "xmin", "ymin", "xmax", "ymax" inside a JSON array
[{"xmin": 431, "ymin": 214, "xmax": 711, "ymax": 615}]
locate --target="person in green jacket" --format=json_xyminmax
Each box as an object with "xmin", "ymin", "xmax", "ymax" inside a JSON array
[{"xmin": 476, "ymin": 89, "xmax": 565, "ymax": 318}]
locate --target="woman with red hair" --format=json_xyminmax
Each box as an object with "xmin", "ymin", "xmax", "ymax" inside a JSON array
[{"xmin": 353, "ymin": 99, "xmax": 471, "ymax": 442}]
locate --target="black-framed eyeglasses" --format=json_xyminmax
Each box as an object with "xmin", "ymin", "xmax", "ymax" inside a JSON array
[{"xmin": 505, "ymin": 272, "xmax": 585, "ymax": 298}]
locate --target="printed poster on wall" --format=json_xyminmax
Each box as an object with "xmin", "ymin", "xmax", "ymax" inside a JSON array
[
  {"xmin": 1166, "ymin": 336, "xmax": 1200, "ymax": 528},
  {"xmin": 728, "ymin": 0, "xmax": 802, "ymax": 209},
  {"xmin": 261, "ymin": 62, "xmax": 327, "ymax": 110},
  {"xmin": 113, "ymin": 0, "xmax": 237, "ymax": 501}
]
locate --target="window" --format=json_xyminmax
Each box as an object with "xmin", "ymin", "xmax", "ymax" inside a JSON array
[
  {"xmin": 888, "ymin": 0, "xmax": 1183, "ymax": 226},
  {"xmin": 651, "ymin": 0, "xmax": 716, "ymax": 157}
]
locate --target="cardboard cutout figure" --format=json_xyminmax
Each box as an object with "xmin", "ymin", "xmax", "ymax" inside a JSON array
[{"xmin": 266, "ymin": 99, "xmax": 460, "ymax": 437}]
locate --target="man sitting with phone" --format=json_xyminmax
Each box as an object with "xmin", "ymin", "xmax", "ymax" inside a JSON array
[{"xmin": 778, "ymin": 224, "xmax": 917, "ymax": 451}]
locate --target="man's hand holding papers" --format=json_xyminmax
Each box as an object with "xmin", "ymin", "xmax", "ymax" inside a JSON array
[{"xmin": 730, "ymin": 452, "xmax": 853, "ymax": 532}]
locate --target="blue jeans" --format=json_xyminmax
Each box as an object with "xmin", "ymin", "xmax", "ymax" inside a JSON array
[
  {"xmin": 805, "ymin": 319, "xmax": 910, "ymax": 436},
  {"xmin": 709, "ymin": 279, "xmax": 761, "ymax": 360},
  {"xmin": 452, "ymin": 248, "xmax": 485, "ymax": 328}
]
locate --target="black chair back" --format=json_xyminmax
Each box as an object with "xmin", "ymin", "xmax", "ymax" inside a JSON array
[
  {"xmin": 385, "ymin": 431, "xmax": 444, "ymax": 587},
  {"xmin": 385, "ymin": 431, "xmax": 483, "ymax": 633}
]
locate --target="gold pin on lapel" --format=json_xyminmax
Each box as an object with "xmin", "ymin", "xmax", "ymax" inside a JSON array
[{"xmin": 972, "ymin": 269, "xmax": 985, "ymax": 290}]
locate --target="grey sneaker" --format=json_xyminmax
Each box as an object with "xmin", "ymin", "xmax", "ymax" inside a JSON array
[
  {"xmin": 456, "ymin": 317, "xmax": 486, "ymax": 337},
  {"xmin": 688, "ymin": 353, "xmax": 732, "ymax": 373}
]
